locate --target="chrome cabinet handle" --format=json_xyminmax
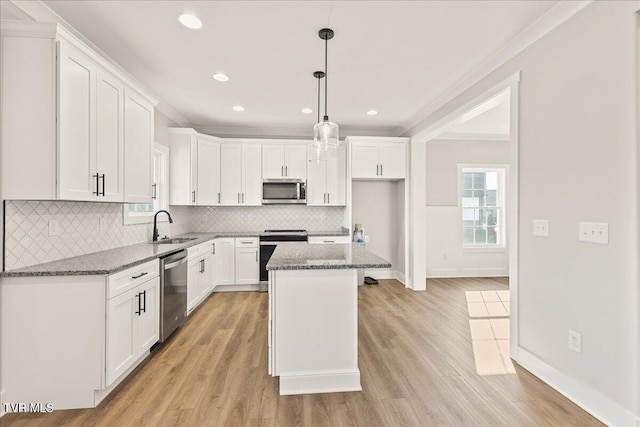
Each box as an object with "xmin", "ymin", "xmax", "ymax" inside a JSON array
[{"xmin": 192, "ymin": 191, "xmax": 196, "ymax": 203}]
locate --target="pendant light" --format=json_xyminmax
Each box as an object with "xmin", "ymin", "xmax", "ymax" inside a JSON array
[
  {"xmin": 313, "ymin": 70, "xmax": 327, "ymax": 162},
  {"xmin": 313, "ymin": 28, "xmax": 339, "ymax": 151}
]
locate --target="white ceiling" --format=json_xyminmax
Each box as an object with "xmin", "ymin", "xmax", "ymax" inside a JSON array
[{"xmin": 37, "ymin": 0, "xmax": 557, "ymax": 137}]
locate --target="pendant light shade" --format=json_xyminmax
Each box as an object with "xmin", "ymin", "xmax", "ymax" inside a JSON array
[{"xmin": 313, "ymin": 28, "xmax": 339, "ymax": 151}]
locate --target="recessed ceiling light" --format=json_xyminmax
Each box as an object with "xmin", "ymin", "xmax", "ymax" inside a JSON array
[
  {"xmin": 178, "ymin": 14, "xmax": 202, "ymax": 30},
  {"xmin": 301, "ymin": 108, "xmax": 313, "ymax": 114},
  {"xmin": 367, "ymin": 110, "xmax": 378, "ymax": 116},
  {"xmin": 213, "ymin": 73, "xmax": 229, "ymax": 82},
  {"xmin": 233, "ymin": 105, "xmax": 245, "ymax": 112}
]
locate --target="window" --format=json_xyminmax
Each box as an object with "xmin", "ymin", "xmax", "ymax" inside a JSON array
[
  {"xmin": 459, "ymin": 166, "xmax": 506, "ymax": 247},
  {"xmin": 123, "ymin": 143, "xmax": 169, "ymax": 225}
]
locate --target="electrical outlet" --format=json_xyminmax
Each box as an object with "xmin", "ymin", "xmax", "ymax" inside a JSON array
[
  {"xmin": 568, "ymin": 330, "xmax": 582, "ymax": 353},
  {"xmin": 48, "ymin": 219, "xmax": 61, "ymax": 236},
  {"xmin": 364, "ymin": 235, "xmax": 370, "ymax": 243},
  {"xmin": 319, "ymin": 213, "xmax": 326, "ymax": 221},
  {"xmin": 99, "ymin": 217, "xmax": 108, "ymax": 231},
  {"xmin": 579, "ymin": 222, "xmax": 609, "ymax": 244},
  {"xmin": 533, "ymin": 219, "xmax": 549, "ymax": 237}
]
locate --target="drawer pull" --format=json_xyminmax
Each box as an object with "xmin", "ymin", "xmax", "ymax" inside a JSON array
[{"xmin": 131, "ymin": 272, "xmax": 148, "ymax": 279}]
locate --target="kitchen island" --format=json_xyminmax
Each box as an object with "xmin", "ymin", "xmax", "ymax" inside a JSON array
[{"xmin": 266, "ymin": 243, "xmax": 391, "ymax": 395}]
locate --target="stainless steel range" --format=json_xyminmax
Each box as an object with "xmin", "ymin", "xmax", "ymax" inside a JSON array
[{"xmin": 259, "ymin": 230, "xmax": 308, "ymax": 292}]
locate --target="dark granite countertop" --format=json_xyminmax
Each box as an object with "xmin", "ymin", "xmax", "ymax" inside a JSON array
[
  {"xmin": 266, "ymin": 243, "xmax": 391, "ymax": 271},
  {"xmin": 1, "ymin": 232, "xmax": 261, "ymax": 278}
]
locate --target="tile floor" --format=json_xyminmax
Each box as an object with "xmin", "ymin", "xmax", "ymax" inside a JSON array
[{"xmin": 466, "ymin": 290, "xmax": 515, "ymax": 375}]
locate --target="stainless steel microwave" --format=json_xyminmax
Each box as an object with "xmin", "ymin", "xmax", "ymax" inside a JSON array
[{"xmin": 262, "ymin": 179, "xmax": 306, "ymax": 204}]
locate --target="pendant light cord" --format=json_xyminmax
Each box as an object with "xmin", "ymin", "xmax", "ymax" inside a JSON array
[
  {"xmin": 324, "ymin": 37, "xmax": 328, "ymax": 120},
  {"xmin": 317, "ymin": 74, "xmax": 321, "ymax": 124}
]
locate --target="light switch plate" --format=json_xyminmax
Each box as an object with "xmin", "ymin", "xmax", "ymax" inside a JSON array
[
  {"xmin": 579, "ymin": 222, "xmax": 608, "ymax": 244},
  {"xmin": 568, "ymin": 330, "xmax": 582, "ymax": 353},
  {"xmin": 533, "ymin": 219, "xmax": 549, "ymax": 237}
]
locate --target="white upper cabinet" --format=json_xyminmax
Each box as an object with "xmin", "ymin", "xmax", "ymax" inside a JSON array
[
  {"xmin": 96, "ymin": 70, "xmax": 125, "ymax": 202},
  {"xmin": 169, "ymin": 129, "xmax": 221, "ymax": 206},
  {"xmin": 349, "ymin": 137, "xmax": 408, "ymax": 180},
  {"xmin": 307, "ymin": 146, "xmax": 346, "ymax": 206},
  {"xmin": 123, "ymin": 88, "xmax": 154, "ymax": 203},
  {"xmin": 0, "ymin": 22, "xmax": 157, "ymax": 202},
  {"xmin": 220, "ymin": 143, "xmax": 262, "ymax": 206},
  {"xmin": 262, "ymin": 144, "xmax": 307, "ymax": 180}
]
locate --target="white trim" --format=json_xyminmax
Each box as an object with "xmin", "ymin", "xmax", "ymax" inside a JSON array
[
  {"xmin": 195, "ymin": 125, "xmax": 399, "ymax": 139},
  {"xmin": 0, "ymin": 390, "xmax": 6, "ymax": 418},
  {"xmin": 437, "ymin": 132, "xmax": 510, "ymax": 141},
  {"xmin": 278, "ymin": 370, "xmax": 361, "ymax": 396},
  {"xmin": 514, "ymin": 348, "xmax": 639, "ymax": 427},
  {"xmin": 213, "ymin": 284, "xmax": 260, "ymax": 292},
  {"xmin": 93, "ymin": 350, "xmax": 149, "ymax": 406},
  {"xmin": 426, "ymin": 268, "xmax": 508, "ymax": 279},
  {"xmin": 395, "ymin": 270, "xmax": 406, "ymax": 285},
  {"xmin": 399, "ymin": 1, "xmax": 592, "ymax": 134}
]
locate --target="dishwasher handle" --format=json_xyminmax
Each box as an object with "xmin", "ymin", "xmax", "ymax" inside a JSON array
[{"xmin": 162, "ymin": 251, "xmax": 188, "ymax": 270}]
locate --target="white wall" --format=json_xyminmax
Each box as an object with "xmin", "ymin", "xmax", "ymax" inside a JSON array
[
  {"xmin": 408, "ymin": 2, "xmax": 639, "ymax": 424},
  {"xmin": 352, "ymin": 181, "xmax": 405, "ymax": 280},
  {"xmin": 426, "ymin": 139, "xmax": 509, "ymax": 277}
]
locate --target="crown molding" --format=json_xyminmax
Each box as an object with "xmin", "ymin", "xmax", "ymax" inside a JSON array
[
  {"xmin": 156, "ymin": 103, "xmax": 191, "ymax": 128},
  {"xmin": 194, "ymin": 124, "xmax": 400, "ymax": 139},
  {"xmin": 399, "ymin": 0, "xmax": 593, "ymax": 136}
]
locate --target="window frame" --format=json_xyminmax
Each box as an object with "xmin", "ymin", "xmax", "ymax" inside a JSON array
[
  {"xmin": 457, "ymin": 164, "xmax": 508, "ymax": 252},
  {"xmin": 123, "ymin": 142, "xmax": 170, "ymax": 225}
]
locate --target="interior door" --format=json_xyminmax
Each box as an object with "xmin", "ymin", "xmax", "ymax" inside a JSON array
[
  {"xmin": 96, "ymin": 69, "xmax": 124, "ymax": 202},
  {"xmin": 220, "ymin": 144, "xmax": 242, "ymax": 205},
  {"xmin": 197, "ymin": 139, "xmax": 220, "ymax": 205}
]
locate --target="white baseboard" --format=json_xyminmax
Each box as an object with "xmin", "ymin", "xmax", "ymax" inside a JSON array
[
  {"xmin": 514, "ymin": 347, "xmax": 639, "ymax": 427},
  {"xmin": 0, "ymin": 390, "xmax": 6, "ymax": 418},
  {"xmin": 213, "ymin": 284, "xmax": 260, "ymax": 292},
  {"xmin": 395, "ymin": 271, "xmax": 406, "ymax": 285},
  {"xmin": 426, "ymin": 267, "xmax": 508, "ymax": 278},
  {"xmin": 279, "ymin": 370, "xmax": 361, "ymax": 396}
]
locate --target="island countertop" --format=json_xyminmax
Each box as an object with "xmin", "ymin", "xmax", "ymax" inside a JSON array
[{"xmin": 266, "ymin": 243, "xmax": 391, "ymax": 271}]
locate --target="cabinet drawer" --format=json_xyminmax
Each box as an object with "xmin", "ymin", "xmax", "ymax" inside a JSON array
[
  {"xmin": 188, "ymin": 240, "xmax": 214, "ymax": 259},
  {"xmin": 235, "ymin": 237, "xmax": 259, "ymax": 248},
  {"xmin": 108, "ymin": 259, "xmax": 159, "ymax": 299},
  {"xmin": 308, "ymin": 236, "xmax": 351, "ymax": 244}
]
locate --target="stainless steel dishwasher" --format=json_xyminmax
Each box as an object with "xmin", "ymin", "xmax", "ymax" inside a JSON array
[{"xmin": 159, "ymin": 250, "xmax": 188, "ymax": 342}]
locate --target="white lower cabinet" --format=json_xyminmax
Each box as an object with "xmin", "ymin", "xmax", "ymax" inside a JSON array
[
  {"xmin": 106, "ymin": 263, "xmax": 160, "ymax": 386},
  {"xmin": 308, "ymin": 235, "xmax": 352, "ymax": 244},
  {"xmin": 234, "ymin": 238, "xmax": 259, "ymax": 285},
  {"xmin": 187, "ymin": 240, "xmax": 216, "ymax": 314},
  {"xmin": 215, "ymin": 238, "xmax": 236, "ymax": 285}
]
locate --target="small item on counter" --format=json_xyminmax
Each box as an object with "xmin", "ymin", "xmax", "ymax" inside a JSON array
[{"xmin": 353, "ymin": 223, "xmax": 365, "ymax": 245}]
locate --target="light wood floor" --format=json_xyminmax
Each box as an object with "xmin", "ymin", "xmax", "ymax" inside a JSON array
[{"xmin": 3, "ymin": 278, "xmax": 602, "ymax": 426}]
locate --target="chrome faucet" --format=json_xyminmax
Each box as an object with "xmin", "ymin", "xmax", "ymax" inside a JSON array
[{"xmin": 152, "ymin": 210, "xmax": 173, "ymax": 242}]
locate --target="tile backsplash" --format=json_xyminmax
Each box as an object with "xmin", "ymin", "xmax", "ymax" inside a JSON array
[
  {"xmin": 3, "ymin": 201, "xmax": 345, "ymax": 270},
  {"xmin": 189, "ymin": 205, "xmax": 345, "ymax": 232},
  {"xmin": 3, "ymin": 201, "xmax": 190, "ymax": 270}
]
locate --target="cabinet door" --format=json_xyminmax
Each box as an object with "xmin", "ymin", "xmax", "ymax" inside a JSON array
[
  {"xmin": 200, "ymin": 253, "xmax": 214, "ymax": 298},
  {"xmin": 235, "ymin": 247, "xmax": 259, "ymax": 285},
  {"xmin": 197, "ymin": 139, "xmax": 220, "ymax": 205},
  {"xmin": 215, "ymin": 238, "xmax": 236, "ymax": 285},
  {"xmin": 168, "ymin": 133, "xmax": 196, "ymax": 205},
  {"xmin": 326, "ymin": 145, "xmax": 347, "ymax": 205},
  {"xmin": 351, "ymin": 143, "xmax": 379, "ymax": 179},
  {"xmin": 220, "ymin": 144, "xmax": 242, "ymax": 205},
  {"xmin": 137, "ymin": 277, "xmax": 160, "ymax": 354},
  {"xmin": 379, "ymin": 143, "xmax": 406, "ymax": 179},
  {"xmin": 306, "ymin": 147, "xmax": 327, "ymax": 206},
  {"xmin": 58, "ymin": 41, "xmax": 97, "ymax": 201},
  {"xmin": 241, "ymin": 144, "xmax": 263, "ymax": 205},
  {"xmin": 187, "ymin": 258, "xmax": 202, "ymax": 313},
  {"xmin": 283, "ymin": 145, "xmax": 307, "ymax": 180},
  {"xmin": 96, "ymin": 69, "xmax": 124, "ymax": 202},
  {"xmin": 124, "ymin": 88, "xmax": 154, "ymax": 203},
  {"xmin": 262, "ymin": 145, "xmax": 284, "ymax": 179},
  {"xmin": 106, "ymin": 287, "xmax": 138, "ymax": 386}
]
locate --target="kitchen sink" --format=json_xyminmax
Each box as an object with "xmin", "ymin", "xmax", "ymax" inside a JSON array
[{"xmin": 152, "ymin": 237, "xmax": 199, "ymax": 244}]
